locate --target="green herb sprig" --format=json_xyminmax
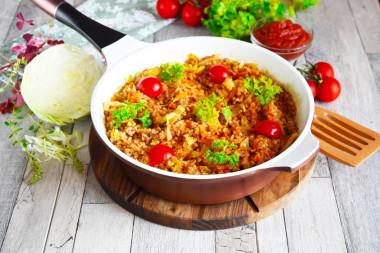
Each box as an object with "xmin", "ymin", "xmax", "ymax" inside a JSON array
[
  {"xmin": 205, "ymin": 140, "xmax": 239, "ymax": 167},
  {"xmin": 0, "ymin": 58, "xmax": 27, "ymax": 92},
  {"xmin": 203, "ymin": 0, "xmax": 319, "ymax": 41},
  {"xmin": 4, "ymin": 106, "xmax": 85, "ymax": 184},
  {"xmin": 193, "ymin": 93, "xmax": 232, "ymax": 126},
  {"xmin": 244, "ymin": 76, "xmax": 283, "ymax": 105},
  {"xmin": 160, "ymin": 63, "xmax": 184, "ymax": 85},
  {"xmin": 5, "ymin": 106, "xmax": 43, "ymax": 183},
  {"xmin": 112, "ymin": 101, "xmax": 152, "ymax": 128}
]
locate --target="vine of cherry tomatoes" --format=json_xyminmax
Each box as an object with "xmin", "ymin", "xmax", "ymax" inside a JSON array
[
  {"xmin": 156, "ymin": 0, "xmax": 210, "ymax": 27},
  {"xmin": 298, "ymin": 62, "xmax": 341, "ymax": 102}
]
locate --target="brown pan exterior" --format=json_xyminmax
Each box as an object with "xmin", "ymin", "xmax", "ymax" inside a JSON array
[
  {"xmin": 31, "ymin": 0, "xmax": 319, "ymax": 205},
  {"xmin": 95, "ymin": 131, "xmax": 318, "ymax": 204}
]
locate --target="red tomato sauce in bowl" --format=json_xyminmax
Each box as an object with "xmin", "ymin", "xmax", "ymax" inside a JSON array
[
  {"xmin": 251, "ymin": 18, "xmax": 313, "ymax": 61},
  {"xmin": 254, "ymin": 20, "xmax": 311, "ymax": 49}
]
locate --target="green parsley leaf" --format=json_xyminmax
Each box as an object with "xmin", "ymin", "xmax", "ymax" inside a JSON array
[
  {"xmin": 203, "ymin": 0, "xmax": 318, "ymax": 41},
  {"xmin": 211, "ymin": 140, "xmax": 236, "ymax": 150},
  {"xmin": 112, "ymin": 101, "xmax": 152, "ymax": 128},
  {"xmin": 221, "ymin": 106, "xmax": 232, "ymax": 125},
  {"xmin": 136, "ymin": 110, "xmax": 152, "ymax": 128},
  {"xmin": 193, "ymin": 93, "xmax": 224, "ymax": 126},
  {"xmin": 244, "ymin": 76, "xmax": 282, "ymax": 105},
  {"xmin": 160, "ymin": 63, "xmax": 184, "ymax": 85},
  {"xmin": 205, "ymin": 140, "xmax": 239, "ymax": 167}
]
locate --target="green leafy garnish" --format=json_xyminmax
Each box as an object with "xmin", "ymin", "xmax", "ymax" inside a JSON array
[
  {"xmin": 221, "ymin": 106, "xmax": 232, "ymax": 124},
  {"xmin": 112, "ymin": 101, "xmax": 152, "ymax": 128},
  {"xmin": 160, "ymin": 63, "xmax": 184, "ymax": 85},
  {"xmin": 193, "ymin": 93, "xmax": 224, "ymax": 126},
  {"xmin": 203, "ymin": 0, "xmax": 319, "ymax": 41},
  {"xmin": 25, "ymin": 126, "xmax": 85, "ymax": 174},
  {"xmin": 136, "ymin": 110, "xmax": 152, "ymax": 128},
  {"xmin": 288, "ymin": 0, "xmax": 320, "ymax": 16},
  {"xmin": 5, "ymin": 106, "xmax": 86, "ymax": 184},
  {"xmin": 244, "ymin": 76, "xmax": 283, "ymax": 105},
  {"xmin": 205, "ymin": 140, "xmax": 239, "ymax": 167}
]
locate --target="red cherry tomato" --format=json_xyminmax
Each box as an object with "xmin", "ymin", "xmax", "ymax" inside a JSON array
[
  {"xmin": 253, "ymin": 120, "xmax": 282, "ymax": 139},
  {"xmin": 307, "ymin": 80, "xmax": 318, "ymax": 99},
  {"xmin": 137, "ymin": 76, "xmax": 163, "ymax": 98},
  {"xmin": 317, "ymin": 77, "xmax": 341, "ymax": 102},
  {"xmin": 187, "ymin": 0, "xmax": 211, "ymax": 8},
  {"xmin": 313, "ymin": 62, "xmax": 334, "ymax": 79},
  {"xmin": 156, "ymin": 0, "xmax": 182, "ymax": 19},
  {"xmin": 181, "ymin": 3, "xmax": 203, "ymax": 27},
  {"xmin": 209, "ymin": 65, "xmax": 229, "ymax": 84},
  {"xmin": 199, "ymin": 0, "xmax": 211, "ymax": 8},
  {"xmin": 149, "ymin": 144, "xmax": 175, "ymax": 166}
]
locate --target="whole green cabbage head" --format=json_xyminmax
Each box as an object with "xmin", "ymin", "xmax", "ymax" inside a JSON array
[{"xmin": 21, "ymin": 44, "xmax": 105, "ymax": 125}]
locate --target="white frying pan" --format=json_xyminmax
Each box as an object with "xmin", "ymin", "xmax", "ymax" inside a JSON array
[{"xmin": 32, "ymin": 0, "xmax": 319, "ymax": 204}]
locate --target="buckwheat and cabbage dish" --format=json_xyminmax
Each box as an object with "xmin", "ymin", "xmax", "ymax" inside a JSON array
[{"xmin": 103, "ymin": 54, "xmax": 298, "ymax": 175}]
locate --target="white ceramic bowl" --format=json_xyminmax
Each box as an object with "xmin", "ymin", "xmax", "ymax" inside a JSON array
[{"xmin": 90, "ymin": 35, "xmax": 319, "ymax": 203}]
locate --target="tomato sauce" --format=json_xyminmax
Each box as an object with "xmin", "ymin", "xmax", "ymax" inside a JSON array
[{"xmin": 253, "ymin": 20, "xmax": 311, "ymax": 49}]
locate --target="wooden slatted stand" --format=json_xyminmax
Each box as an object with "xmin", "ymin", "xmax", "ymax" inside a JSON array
[{"xmin": 89, "ymin": 127, "xmax": 316, "ymax": 230}]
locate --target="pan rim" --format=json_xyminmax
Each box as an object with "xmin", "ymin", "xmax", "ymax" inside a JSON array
[{"xmin": 91, "ymin": 36, "xmax": 315, "ymax": 180}]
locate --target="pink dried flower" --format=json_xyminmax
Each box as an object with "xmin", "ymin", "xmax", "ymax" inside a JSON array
[
  {"xmin": 0, "ymin": 92, "xmax": 24, "ymax": 114},
  {"xmin": 16, "ymin": 13, "xmax": 34, "ymax": 30}
]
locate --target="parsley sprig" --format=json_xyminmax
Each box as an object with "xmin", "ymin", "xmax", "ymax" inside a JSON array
[
  {"xmin": 193, "ymin": 93, "xmax": 232, "ymax": 126},
  {"xmin": 160, "ymin": 63, "xmax": 184, "ymax": 85},
  {"xmin": 244, "ymin": 76, "xmax": 283, "ymax": 105},
  {"xmin": 0, "ymin": 58, "xmax": 27, "ymax": 92},
  {"xmin": 205, "ymin": 140, "xmax": 239, "ymax": 167},
  {"xmin": 112, "ymin": 101, "xmax": 152, "ymax": 128},
  {"xmin": 5, "ymin": 106, "xmax": 85, "ymax": 184}
]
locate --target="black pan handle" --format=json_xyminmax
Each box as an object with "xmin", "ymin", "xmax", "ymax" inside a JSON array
[{"xmin": 31, "ymin": 0, "xmax": 125, "ymax": 51}]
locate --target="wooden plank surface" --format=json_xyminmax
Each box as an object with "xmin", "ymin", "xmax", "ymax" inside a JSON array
[
  {"xmin": 215, "ymin": 224, "xmax": 257, "ymax": 253},
  {"xmin": 44, "ymin": 118, "xmax": 91, "ymax": 253},
  {"xmin": 0, "ymin": 0, "xmax": 88, "ymax": 250},
  {"xmin": 298, "ymin": 0, "xmax": 380, "ymax": 252},
  {"xmin": 131, "ymin": 217, "xmax": 215, "ymax": 253},
  {"xmin": 0, "ymin": 0, "xmax": 21, "ymax": 46},
  {"xmin": 256, "ymin": 211, "xmax": 288, "ymax": 253},
  {"xmin": 284, "ymin": 179, "xmax": 347, "ymax": 253},
  {"xmin": 72, "ymin": 203, "xmax": 134, "ymax": 252},
  {"xmin": 0, "ymin": 0, "xmax": 379, "ymax": 252},
  {"xmin": 348, "ymin": 0, "xmax": 380, "ymax": 53},
  {"xmin": 0, "ymin": 158, "xmax": 65, "ymax": 253}
]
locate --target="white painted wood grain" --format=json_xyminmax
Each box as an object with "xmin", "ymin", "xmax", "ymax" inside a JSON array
[
  {"xmin": 215, "ymin": 224, "xmax": 257, "ymax": 253},
  {"xmin": 0, "ymin": 158, "xmax": 64, "ymax": 253},
  {"xmin": 348, "ymin": 0, "xmax": 380, "ymax": 53},
  {"xmin": 256, "ymin": 210, "xmax": 288, "ymax": 253},
  {"xmin": 368, "ymin": 53, "xmax": 380, "ymax": 92},
  {"xmin": 131, "ymin": 217, "xmax": 215, "ymax": 253},
  {"xmin": 313, "ymin": 154, "xmax": 330, "ymax": 178},
  {"xmin": 72, "ymin": 203, "xmax": 134, "ymax": 253},
  {"xmin": 4, "ymin": 0, "xmax": 52, "ymax": 45},
  {"xmin": 299, "ymin": 0, "xmax": 380, "ymax": 252},
  {"xmin": 329, "ymin": 155, "xmax": 380, "ymax": 253},
  {"xmin": 44, "ymin": 164, "xmax": 88, "ymax": 253},
  {"xmin": 0, "ymin": 0, "xmax": 21, "ymax": 46},
  {"xmin": 0, "ymin": 108, "xmax": 29, "ymax": 249},
  {"xmin": 82, "ymin": 167, "xmax": 114, "ymax": 204},
  {"xmin": 154, "ymin": 19, "xmax": 213, "ymax": 42},
  {"xmin": 284, "ymin": 178, "xmax": 347, "ymax": 253}
]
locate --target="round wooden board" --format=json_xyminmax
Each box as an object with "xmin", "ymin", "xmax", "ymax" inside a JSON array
[{"xmin": 89, "ymin": 127, "xmax": 316, "ymax": 230}]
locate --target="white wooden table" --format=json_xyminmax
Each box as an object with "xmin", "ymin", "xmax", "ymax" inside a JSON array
[{"xmin": 1, "ymin": 0, "xmax": 380, "ymax": 252}]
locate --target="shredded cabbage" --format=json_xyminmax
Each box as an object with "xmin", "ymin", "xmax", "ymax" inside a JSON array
[{"xmin": 25, "ymin": 126, "xmax": 86, "ymax": 172}]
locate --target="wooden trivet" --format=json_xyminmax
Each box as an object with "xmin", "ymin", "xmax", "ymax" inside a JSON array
[{"xmin": 89, "ymin": 127, "xmax": 316, "ymax": 230}]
